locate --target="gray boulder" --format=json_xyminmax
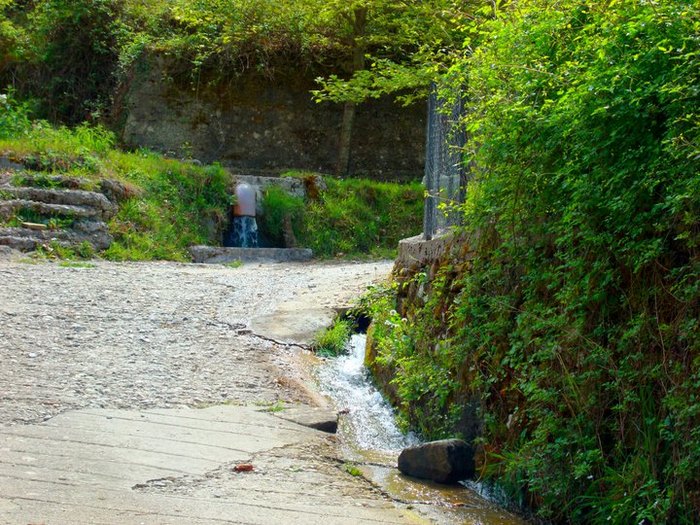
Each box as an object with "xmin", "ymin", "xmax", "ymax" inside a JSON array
[{"xmin": 398, "ymin": 439, "xmax": 475, "ymax": 484}]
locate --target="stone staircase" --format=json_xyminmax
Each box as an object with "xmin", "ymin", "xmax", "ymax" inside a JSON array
[{"xmin": 0, "ymin": 169, "xmax": 124, "ymax": 253}]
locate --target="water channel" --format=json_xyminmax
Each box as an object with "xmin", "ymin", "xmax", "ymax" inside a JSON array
[{"xmin": 314, "ymin": 334, "xmax": 526, "ymax": 525}]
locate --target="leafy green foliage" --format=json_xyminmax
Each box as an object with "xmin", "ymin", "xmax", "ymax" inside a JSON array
[
  {"xmin": 161, "ymin": 0, "xmax": 321, "ymax": 76},
  {"xmin": 0, "ymin": 0, "xmax": 23, "ymax": 73},
  {"xmin": 104, "ymin": 158, "xmax": 230, "ymax": 261},
  {"xmin": 311, "ymin": 0, "xmax": 480, "ymax": 105},
  {"xmin": 258, "ymin": 173, "xmax": 423, "ymax": 258},
  {"xmin": 2, "ymin": 0, "xmax": 480, "ymax": 123},
  {"xmin": 17, "ymin": 0, "xmax": 129, "ymax": 122},
  {"xmin": 0, "ymin": 90, "xmax": 31, "ymax": 138},
  {"xmin": 259, "ymin": 186, "xmax": 305, "ymax": 247},
  {"xmin": 368, "ymin": 0, "xmax": 700, "ymax": 522}
]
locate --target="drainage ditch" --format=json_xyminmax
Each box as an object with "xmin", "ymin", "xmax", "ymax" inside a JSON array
[{"xmin": 313, "ymin": 333, "xmax": 527, "ymax": 525}]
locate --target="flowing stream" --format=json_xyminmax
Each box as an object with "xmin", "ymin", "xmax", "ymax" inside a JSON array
[
  {"xmin": 314, "ymin": 334, "xmax": 527, "ymax": 525},
  {"xmin": 315, "ymin": 334, "xmax": 419, "ymax": 453}
]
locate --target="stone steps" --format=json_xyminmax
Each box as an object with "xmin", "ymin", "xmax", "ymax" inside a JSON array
[
  {"xmin": 0, "ymin": 167, "xmax": 122, "ymax": 254},
  {"xmin": 0, "ymin": 187, "xmax": 116, "ymax": 219},
  {"xmin": 0, "ymin": 199, "xmax": 103, "ymax": 221},
  {"xmin": 0, "ymin": 223, "xmax": 113, "ymax": 252}
]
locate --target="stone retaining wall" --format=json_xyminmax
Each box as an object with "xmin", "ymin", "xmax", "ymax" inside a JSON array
[
  {"xmin": 119, "ymin": 57, "xmax": 425, "ymax": 181},
  {"xmin": 366, "ymin": 229, "xmax": 483, "ymax": 442}
]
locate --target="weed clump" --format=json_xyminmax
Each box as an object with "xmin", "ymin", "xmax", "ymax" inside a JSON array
[{"xmin": 312, "ymin": 319, "xmax": 352, "ymax": 358}]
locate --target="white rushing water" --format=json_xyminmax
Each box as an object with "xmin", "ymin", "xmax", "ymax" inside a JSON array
[{"xmin": 315, "ymin": 334, "xmax": 419, "ymax": 453}]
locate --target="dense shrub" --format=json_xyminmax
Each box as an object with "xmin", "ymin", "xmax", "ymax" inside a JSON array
[
  {"xmin": 369, "ymin": 0, "xmax": 699, "ymax": 522},
  {"xmin": 19, "ymin": 0, "xmax": 129, "ymax": 123},
  {"xmin": 0, "ymin": 0, "xmax": 22, "ymax": 74}
]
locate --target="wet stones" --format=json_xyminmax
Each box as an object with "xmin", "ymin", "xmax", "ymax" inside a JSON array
[{"xmin": 398, "ymin": 439, "xmax": 475, "ymax": 484}]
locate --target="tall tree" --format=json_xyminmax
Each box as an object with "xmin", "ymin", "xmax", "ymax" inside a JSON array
[{"xmin": 0, "ymin": 0, "xmax": 22, "ymax": 79}]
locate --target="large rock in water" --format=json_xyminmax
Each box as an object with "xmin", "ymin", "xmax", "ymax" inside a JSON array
[{"xmin": 398, "ymin": 439, "xmax": 475, "ymax": 484}]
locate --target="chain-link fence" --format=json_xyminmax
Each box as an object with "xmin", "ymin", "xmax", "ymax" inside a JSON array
[{"xmin": 423, "ymin": 84, "xmax": 467, "ymax": 240}]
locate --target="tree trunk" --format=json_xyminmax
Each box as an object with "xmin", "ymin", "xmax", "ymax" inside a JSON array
[
  {"xmin": 336, "ymin": 102, "xmax": 356, "ymax": 177},
  {"xmin": 336, "ymin": 8, "xmax": 367, "ymax": 177}
]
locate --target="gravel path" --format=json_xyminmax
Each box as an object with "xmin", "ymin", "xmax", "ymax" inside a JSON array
[
  {"xmin": 0, "ymin": 255, "xmax": 526, "ymax": 525},
  {"xmin": 0, "ymin": 258, "xmax": 393, "ymax": 425}
]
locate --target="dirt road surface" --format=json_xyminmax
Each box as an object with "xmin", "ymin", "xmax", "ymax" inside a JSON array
[{"xmin": 0, "ymin": 257, "xmax": 436, "ymax": 525}]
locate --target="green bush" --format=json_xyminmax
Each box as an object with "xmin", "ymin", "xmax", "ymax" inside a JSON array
[
  {"xmin": 0, "ymin": 90, "xmax": 31, "ymax": 138},
  {"xmin": 258, "ymin": 174, "xmax": 423, "ymax": 258},
  {"xmin": 300, "ymin": 177, "xmax": 423, "ymax": 258},
  {"xmin": 21, "ymin": 0, "xmax": 128, "ymax": 122},
  {"xmin": 369, "ymin": 0, "xmax": 700, "ymax": 522},
  {"xmin": 0, "ymin": 0, "xmax": 23, "ymax": 74}
]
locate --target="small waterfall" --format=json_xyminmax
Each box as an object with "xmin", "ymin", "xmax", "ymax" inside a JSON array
[
  {"xmin": 228, "ymin": 216, "xmax": 258, "ymax": 248},
  {"xmin": 315, "ymin": 334, "xmax": 419, "ymax": 452}
]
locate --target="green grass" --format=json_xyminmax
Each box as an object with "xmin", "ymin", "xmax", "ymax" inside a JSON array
[
  {"xmin": 258, "ymin": 401, "xmax": 287, "ymax": 413},
  {"xmin": 265, "ymin": 171, "xmax": 424, "ymax": 259},
  {"xmin": 312, "ymin": 319, "xmax": 352, "ymax": 357},
  {"xmin": 58, "ymin": 261, "xmax": 96, "ymax": 269},
  {"xmin": 1, "ymin": 117, "xmax": 232, "ymax": 261},
  {"xmin": 223, "ymin": 260, "xmax": 243, "ymax": 269},
  {"xmin": 2, "ymin": 207, "xmax": 76, "ymax": 230},
  {"xmin": 342, "ymin": 463, "xmax": 363, "ymax": 477}
]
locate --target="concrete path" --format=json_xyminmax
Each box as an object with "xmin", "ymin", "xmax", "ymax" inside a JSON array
[
  {"xmin": 0, "ymin": 406, "xmax": 412, "ymax": 524},
  {"xmin": 0, "ymin": 258, "xmax": 427, "ymax": 525}
]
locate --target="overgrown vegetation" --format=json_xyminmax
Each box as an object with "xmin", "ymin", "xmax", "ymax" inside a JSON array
[
  {"xmin": 303, "ymin": 177, "xmax": 423, "ymax": 258},
  {"xmin": 2, "ymin": 0, "xmax": 698, "ymax": 522},
  {"xmin": 259, "ymin": 185, "xmax": 305, "ymax": 248},
  {"xmin": 257, "ymin": 173, "xmax": 422, "ymax": 257},
  {"xmin": 1, "ymin": 99, "xmax": 421, "ymax": 260},
  {"xmin": 32, "ymin": 239, "xmax": 94, "ymax": 261},
  {"xmin": 366, "ymin": 0, "xmax": 699, "ymax": 523},
  {"xmin": 0, "ymin": 0, "xmax": 473, "ymax": 124},
  {"xmin": 1, "ymin": 99, "xmax": 231, "ymax": 260}
]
